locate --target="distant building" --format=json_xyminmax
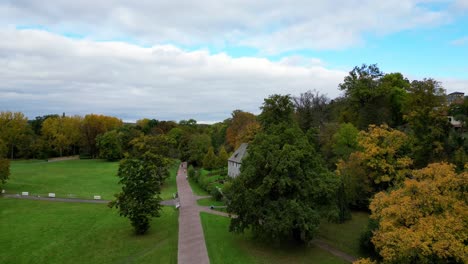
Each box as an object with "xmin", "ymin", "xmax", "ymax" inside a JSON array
[
  {"xmin": 447, "ymin": 92, "xmax": 465, "ymax": 105},
  {"xmin": 227, "ymin": 143, "xmax": 248, "ymax": 178}
]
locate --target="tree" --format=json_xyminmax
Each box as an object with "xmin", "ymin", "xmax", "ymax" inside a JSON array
[
  {"xmin": 332, "ymin": 123, "xmax": 359, "ymax": 162},
  {"xmin": 225, "ymin": 110, "xmax": 259, "ymax": 150},
  {"xmin": 129, "ymin": 134, "xmax": 175, "ymax": 158},
  {"xmin": 0, "ymin": 139, "xmax": 10, "ymax": 189},
  {"xmin": 363, "ymin": 163, "xmax": 467, "ymax": 264},
  {"xmin": 404, "ymin": 79, "xmax": 450, "ymax": 168},
  {"xmin": 109, "ymin": 152, "xmax": 169, "ymax": 234},
  {"xmin": 0, "ymin": 111, "xmax": 29, "ymax": 159},
  {"xmin": 188, "ymin": 134, "xmax": 212, "ymax": 166},
  {"xmin": 202, "ymin": 146, "xmax": 217, "ymax": 170},
  {"xmin": 81, "ymin": 114, "xmax": 123, "ymax": 158},
  {"xmin": 96, "ymin": 130, "xmax": 123, "ymax": 161},
  {"xmin": 293, "ymin": 90, "xmax": 330, "ymax": 132},
  {"xmin": 336, "ymin": 125, "xmax": 412, "ymax": 209},
  {"xmin": 338, "ymin": 65, "xmax": 410, "ymax": 129},
  {"xmin": 41, "ymin": 116, "xmax": 82, "ymax": 157},
  {"xmin": 217, "ymin": 145, "xmax": 229, "ymax": 168},
  {"xmin": 227, "ymin": 95, "xmax": 339, "ymax": 243}
]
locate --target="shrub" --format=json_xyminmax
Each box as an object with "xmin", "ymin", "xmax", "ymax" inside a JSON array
[
  {"xmin": 188, "ymin": 165, "xmax": 195, "ymax": 178},
  {"xmin": 359, "ymin": 218, "xmax": 379, "ymax": 258},
  {"xmin": 210, "ymin": 187, "xmax": 223, "ymax": 201}
]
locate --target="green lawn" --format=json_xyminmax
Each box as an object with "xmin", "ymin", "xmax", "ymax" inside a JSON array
[
  {"xmin": 188, "ymin": 177, "xmax": 210, "ymax": 196},
  {"xmin": 317, "ymin": 211, "xmax": 370, "ymax": 257},
  {"xmin": 160, "ymin": 161, "xmax": 180, "ymax": 200},
  {"xmin": 6, "ymin": 159, "xmax": 119, "ymax": 199},
  {"xmin": 201, "ymin": 212, "xmax": 348, "ymax": 264},
  {"xmin": 6, "ymin": 159, "xmax": 179, "ymax": 201},
  {"xmin": 197, "ymin": 197, "xmax": 225, "ymax": 207},
  {"xmin": 0, "ymin": 198, "xmax": 178, "ymax": 264}
]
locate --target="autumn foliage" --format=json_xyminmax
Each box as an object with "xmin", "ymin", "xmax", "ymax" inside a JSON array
[{"xmin": 366, "ymin": 163, "xmax": 467, "ymax": 264}]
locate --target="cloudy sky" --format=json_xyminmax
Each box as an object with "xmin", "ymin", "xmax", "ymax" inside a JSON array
[{"xmin": 1, "ymin": 1, "xmax": 467, "ymax": 122}]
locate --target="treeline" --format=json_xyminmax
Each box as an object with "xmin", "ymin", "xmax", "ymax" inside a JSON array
[{"xmin": 0, "ymin": 110, "xmax": 259, "ymax": 166}]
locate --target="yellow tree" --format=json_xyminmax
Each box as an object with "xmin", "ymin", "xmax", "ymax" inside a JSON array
[
  {"xmin": 336, "ymin": 124, "xmax": 412, "ymax": 208},
  {"xmin": 367, "ymin": 163, "xmax": 467, "ymax": 264},
  {"xmin": 0, "ymin": 111, "xmax": 29, "ymax": 159},
  {"xmin": 226, "ymin": 110, "xmax": 259, "ymax": 150},
  {"xmin": 42, "ymin": 116, "xmax": 83, "ymax": 156},
  {"xmin": 81, "ymin": 114, "xmax": 123, "ymax": 157}
]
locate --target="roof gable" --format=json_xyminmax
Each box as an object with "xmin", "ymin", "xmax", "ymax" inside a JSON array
[{"xmin": 228, "ymin": 143, "xmax": 248, "ymax": 163}]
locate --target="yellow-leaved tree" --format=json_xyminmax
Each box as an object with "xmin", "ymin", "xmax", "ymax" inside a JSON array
[
  {"xmin": 336, "ymin": 124, "xmax": 412, "ymax": 209},
  {"xmin": 360, "ymin": 163, "xmax": 467, "ymax": 264}
]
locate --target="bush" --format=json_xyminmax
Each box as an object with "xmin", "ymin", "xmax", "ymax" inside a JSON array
[
  {"xmin": 359, "ymin": 218, "xmax": 379, "ymax": 258},
  {"xmin": 210, "ymin": 187, "xmax": 223, "ymax": 201},
  {"xmin": 188, "ymin": 165, "xmax": 195, "ymax": 178}
]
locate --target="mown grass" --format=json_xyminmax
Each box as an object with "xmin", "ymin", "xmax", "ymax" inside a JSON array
[
  {"xmin": 0, "ymin": 198, "xmax": 178, "ymax": 264},
  {"xmin": 7, "ymin": 159, "xmax": 180, "ymax": 201},
  {"xmin": 196, "ymin": 197, "xmax": 225, "ymax": 206},
  {"xmin": 317, "ymin": 211, "xmax": 370, "ymax": 257},
  {"xmin": 6, "ymin": 159, "xmax": 119, "ymax": 199},
  {"xmin": 188, "ymin": 177, "xmax": 210, "ymax": 196},
  {"xmin": 201, "ymin": 212, "xmax": 348, "ymax": 264},
  {"xmin": 160, "ymin": 161, "xmax": 180, "ymax": 200}
]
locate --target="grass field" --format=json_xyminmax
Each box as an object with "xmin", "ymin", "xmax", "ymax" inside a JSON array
[
  {"xmin": 197, "ymin": 197, "xmax": 225, "ymax": 207},
  {"xmin": 160, "ymin": 161, "xmax": 180, "ymax": 200},
  {"xmin": 318, "ymin": 211, "xmax": 369, "ymax": 257},
  {"xmin": 201, "ymin": 212, "xmax": 348, "ymax": 264},
  {"xmin": 6, "ymin": 159, "xmax": 179, "ymax": 201},
  {"xmin": 0, "ymin": 198, "xmax": 178, "ymax": 264},
  {"xmin": 188, "ymin": 177, "xmax": 209, "ymax": 196},
  {"xmin": 7, "ymin": 160, "xmax": 119, "ymax": 199}
]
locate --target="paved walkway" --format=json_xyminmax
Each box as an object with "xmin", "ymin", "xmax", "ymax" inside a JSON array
[
  {"xmin": 2, "ymin": 194, "xmax": 109, "ymax": 204},
  {"xmin": 312, "ymin": 239, "xmax": 357, "ymax": 263},
  {"xmin": 3, "ymin": 194, "xmax": 177, "ymax": 206},
  {"xmin": 176, "ymin": 162, "xmax": 210, "ymax": 264}
]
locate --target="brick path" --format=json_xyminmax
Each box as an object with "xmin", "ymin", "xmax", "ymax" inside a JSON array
[{"xmin": 177, "ymin": 162, "xmax": 210, "ymax": 264}]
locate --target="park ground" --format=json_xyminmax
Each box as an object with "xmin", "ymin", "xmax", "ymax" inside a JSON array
[{"xmin": 0, "ymin": 160, "xmax": 369, "ymax": 263}]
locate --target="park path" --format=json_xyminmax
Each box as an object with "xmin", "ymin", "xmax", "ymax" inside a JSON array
[
  {"xmin": 176, "ymin": 162, "xmax": 210, "ymax": 264},
  {"xmin": 2, "ymin": 193, "xmax": 178, "ymax": 206}
]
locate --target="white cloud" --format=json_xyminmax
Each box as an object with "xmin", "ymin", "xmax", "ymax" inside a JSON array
[
  {"xmin": 0, "ymin": 29, "xmax": 347, "ymax": 121},
  {"xmin": 0, "ymin": 0, "xmax": 459, "ymax": 53}
]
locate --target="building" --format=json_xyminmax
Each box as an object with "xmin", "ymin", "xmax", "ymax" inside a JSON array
[
  {"xmin": 227, "ymin": 143, "xmax": 248, "ymax": 178},
  {"xmin": 447, "ymin": 92, "xmax": 465, "ymax": 105}
]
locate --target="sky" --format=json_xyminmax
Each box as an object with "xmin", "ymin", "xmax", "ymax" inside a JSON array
[{"xmin": 0, "ymin": 0, "xmax": 467, "ymax": 123}]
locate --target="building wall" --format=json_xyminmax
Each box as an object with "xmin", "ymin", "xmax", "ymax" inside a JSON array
[{"xmin": 228, "ymin": 161, "xmax": 241, "ymax": 178}]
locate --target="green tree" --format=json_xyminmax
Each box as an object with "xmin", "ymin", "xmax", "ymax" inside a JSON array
[
  {"xmin": 109, "ymin": 152, "xmax": 169, "ymax": 234},
  {"xmin": 332, "ymin": 123, "xmax": 359, "ymax": 162},
  {"xmin": 188, "ymin": 134, "xmax": 212, "ymax": 166},
  {"xmin": 96, "ymin": 130, "xmax": 123, "ymax": 161},
  {"xmin": 217, "ymin": 145, "xmax": 229, "ymax": 168},
  {"xmin": 227, "ymin": 94, "xmax": 339, "ymax": 243},
  {"xmin": 0, "ymin": 139, "xmax": 10, "ymax": 189},
  {"xmin": 339, "ymin": 65, "xmax": 410, "ymax": 129},
  {"xmin": 202, "ymin": 146, "xmax": 217, "ymax": 170},
  {"xmin": 403, "ymin": 79, "xmax": 450, "ymax": 168}
]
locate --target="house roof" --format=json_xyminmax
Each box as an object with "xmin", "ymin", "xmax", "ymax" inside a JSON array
[
  {"xmin": 448, "ymin": 92, "xmax": 464, "ymax": 96},
  {"xmin": 228, "ymin": 143, "xmax": 248, "ymax": 163}
]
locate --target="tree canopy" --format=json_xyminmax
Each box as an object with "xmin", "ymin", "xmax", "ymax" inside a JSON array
[
  {"xmin": 227, "ymin": 94, "xmax": 339, "ymax": 243},
  {"xmin": 363, "ymin": 163, "xmax": 467, "ymax": 264}
]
